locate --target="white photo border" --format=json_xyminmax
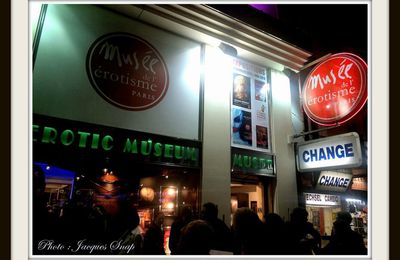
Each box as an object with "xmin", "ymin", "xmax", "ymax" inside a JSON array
[{"xmin": 12, "ymin": 0, "xmax": 388, "ymax": 259}]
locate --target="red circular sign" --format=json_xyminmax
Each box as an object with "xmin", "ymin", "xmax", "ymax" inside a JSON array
[
  {"xmin": 302, "ymin": 53, "xmax": 367, "ymax": 126},
  {"xmin": 86, "ymin": 32, "xmax": 169, "ymax": 110}
]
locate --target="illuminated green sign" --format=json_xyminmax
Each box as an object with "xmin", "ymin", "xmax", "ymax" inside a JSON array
[
  {"xmin": 33, "ymin": 125, "xmax": 114, "ymax": 150},
  {"xmin": 33, "ymin": 115, "xmax": 200, "ymax": 167},
  {"xmin": 231, "ymin": 147, "xmax": 275, "ymax": 176},
  {"xmin": 123, "ymin": 138, "xmax": 197, "ymax": 161}
]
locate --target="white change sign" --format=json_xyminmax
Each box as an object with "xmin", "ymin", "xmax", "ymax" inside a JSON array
[
  {"xmin": 296, "ymin": 132, "xmax": 362, "ymax": 172},
  {"xmin": 304, "ymin": 192, "xmax": 341, "ymax": 206},
  {"xmin": 316, "ymin": 171, "xmax": 353, "ymax": 192}
]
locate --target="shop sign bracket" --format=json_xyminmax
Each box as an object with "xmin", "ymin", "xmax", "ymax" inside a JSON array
[{"xmin": 287, "ymin": 123, "xmax": 340, "ymax": 144}]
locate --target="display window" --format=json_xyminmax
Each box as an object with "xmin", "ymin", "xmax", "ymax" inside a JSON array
[
  {"xmin": 304, "ymin": 192, "xmax": 342, "ymax": 236},
  {"xmin": 305, "ymin": 205, "xmax": 342, "ymax": 236},
  {"xmin": 32, "ymin": 115, "xmax": 201, "ymax": 255},
  {"xmin": 345, "ymin": 197, "xmax": 368, "ymax": 240}
]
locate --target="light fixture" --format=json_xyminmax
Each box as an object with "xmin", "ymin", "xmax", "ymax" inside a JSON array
[
  {"xmin": 167, "ymin": 188, "xmax": 175, "ymax": 196},
  {"xmin": 100, "ymin": 169, "xmax": 119, "ymax": 183},
  {"xmin": 219, "ymin": 42, "xmax": 238, "ymax": 57}
]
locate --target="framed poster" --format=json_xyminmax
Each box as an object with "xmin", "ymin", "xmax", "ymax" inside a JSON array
[
  {"xmin": 231, "ymin": 58, "xmax": 272, "ymax": 153},
  {"xmin": 160, "ymin": 186, "xmax": 178, "ymax": 216}
]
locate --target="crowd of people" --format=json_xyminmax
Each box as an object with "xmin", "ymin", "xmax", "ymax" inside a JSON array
[
  {"xmin": 115, "ymin": 203, "xmax": 367, "ymax": 256},
  {"xmin": 33, "ymin": 166, "xmax": 367, "ymax": 255},
  {"xmin": 175, "ymin": 205, "xmax": 366, "ymax": 255}
]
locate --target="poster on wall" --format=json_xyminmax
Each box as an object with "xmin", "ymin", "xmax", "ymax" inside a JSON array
[
  {"xmin": 233, "ymin": 73, "xmax": 251, "ymax": 109},
  {"xmin": 232, "ymin": 108, "xmax": 252, "ymax": 146},
  {"xmin": 231, "ymin": 58, "xmax": 271, "ymax": 153}
]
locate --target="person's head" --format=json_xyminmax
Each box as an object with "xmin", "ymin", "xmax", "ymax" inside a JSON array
[
  {"xmin": 201, "ymin": 202, "xmax": 218, "ymax": 221},
  {"xmin": 178, "ymin": 205, "xmax": 193, "ymax": 222},
  {"xmin": 290, "ymin": 207, "xmax": 309, "ymax": 224},
  {"xmin": 178, "ymin": 220, "xmax": 215, "ymax": 255},
  {"xmin": 349, "ymin": 204, "xmax": 357, "ymax": 213},
  {"xmin": 232, "ymin": 208, "xmax": 265, "ymax": 254},
  {"xmin": 264, "ymin": 213, "xmax": 284, "ymax": 229},
  {"xmin": 336, "ymin": 211, "xmax": 352, "ymax": 225},
  {"xmin": 331, "ymin": 211, "xmax": 352, "ymax": 235},
  {"xmin": 232, "ymin": 207, "xmax": 262, "ymax": 234}
]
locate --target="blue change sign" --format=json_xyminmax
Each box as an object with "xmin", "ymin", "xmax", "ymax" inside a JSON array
[{"xmin": 296, "ymin": 132, "xmax": 362, "ymax": 172}]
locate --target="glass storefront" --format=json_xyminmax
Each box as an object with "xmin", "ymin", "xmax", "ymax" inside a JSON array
[{"xmin": 32, "ymin": 114, "xmax": 201, "ymax": 254}]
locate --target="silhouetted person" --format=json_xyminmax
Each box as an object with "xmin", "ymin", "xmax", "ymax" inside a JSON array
[
  {"xmin": 263, "ymin": 213, "xmax": 286, "ymax": 254},
  {"xmin": 200, "ymin": 202, "xmax": 233, "ymax": 253},
  {"xmin": 86, "ymin": 204, "xmax": 109, "ymax": 243},
  {"xmin": 58, "ymin": 191, "xmax": 93, "ymax": 245},
  {"xmin": 169, "ymin": 205, "xmax": 194, "ymax": 255},
  {"xmin": 142, "ymin": 212, "xmax": 165, "ymax": 255},
  {"xmin": 116, "ymin": 207, "xmax": 144, "ymax": 254},
  {"xmin": 32, "ymin": 165, "xmax": 60, "ymax": 254},
  {"xmin": 285, "ymin": 207, "xmax": 321, "ymax": 255},
  {"xmin": 176, "ymin": 220, "xmax": 215, "ymax": 255},
  {"xmin": 321, "ymin": 211, "xmax": 367, "ymax": 255},
  {"xmin": 232, "ymin": 207, "xmax": 267, "ymax": 255}
]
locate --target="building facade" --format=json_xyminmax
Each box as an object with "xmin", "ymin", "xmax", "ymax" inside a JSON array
[{"xmin": 31, "ymin": 3, "xmax": 368, "ymax": 255}]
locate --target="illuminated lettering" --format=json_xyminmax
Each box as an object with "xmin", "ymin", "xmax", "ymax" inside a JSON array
[
  {"xmin": 34, "ymin": 123, "xmax": 198, "ymax": 164},
  {"xmin": 33, "ymin": 125, "xmax": 40, "ymax": 142},
  {"xmin": 302, "ymin": 143, "xmax": 354, "ymax": 163},
  {"xmin": 42, "ymin": 127, "xmax": 57, "ymax": 144},
  {"xmin": 184, "ymin": 147, "xmax": 197, "ymax": 161},
  {"xmin": 319, "ymin": 175, "xmax": 351, "ymax": 188},
  {"xmin": 233, "ymin": 154, "xmax": 273, "ymax": 171},
  {"xmin": 123, "ymin": 138, "xmax": 138, "ymax": 153},
  {"xmin": 60, "ymin": 130, "xmax": 74, "ymax": 146},
  {"xmin": 164, "ymin": 144, "xmax": 174, "ymax": 158},
  {"xmin": 141, "ymin": 140, "xmax": 152, "ymax": 156},
  {"xmin": 153, "ymin": 143, "xmax": 162, "ymax": 157},
  {"xmin": 101, "ymin": 136, "xmax": 113, "ymax": 151}
]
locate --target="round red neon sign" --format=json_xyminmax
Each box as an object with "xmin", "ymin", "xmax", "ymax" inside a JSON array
[
  {"xmin": 86, "ymin": 32, "xmax": 169, "ymax": 111},
  {"xmin": 302, "ymin": 53, "xmax": 367, "ymax": 126}
]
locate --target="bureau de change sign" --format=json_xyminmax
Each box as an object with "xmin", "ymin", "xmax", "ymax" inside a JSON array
[{"xmin": 296, "ymin": 132, "xmax": 362, "ymax": 172}]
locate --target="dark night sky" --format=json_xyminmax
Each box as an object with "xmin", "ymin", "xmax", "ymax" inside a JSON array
[
  {"xmin": 277, "ymin": 4, "xmax": 368, "ymax": 60},
  {"xmin": 210, "ymin": 4, "xmax": 368, "ymax": 61}
]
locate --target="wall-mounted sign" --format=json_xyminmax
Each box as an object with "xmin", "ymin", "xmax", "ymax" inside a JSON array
[
  {"xmin": 231, "ymin": 147, "xmax": 275, "ymax": 177},
  {"xmin": 86, "ymin": 32, "xmax": 169, "ymax": 110},
  {"xmin": 231, "ymin": 58, "xmax": 272, "ymax": 153},
  {"xmin": 302, "ymin": 53, "xmax": 367, "ymax": 126},
  {"xmin": 351, "ymin": 176, "xmax": 368, "ymax": 191},
  {"xmin": 316, "ymin": 171, "xmax": 353, "ymax": 192},
  {"xmin": 304, "ymin": 192, "xmax": 341, "ymax": 206},
  {"xmin": 33, "ymin": 114, "xmax": 200, "ymax": 168},
  {"xmin": 296, "ymin": 132, "xmax": 362, "ymax": 172},
  {"xmin": 35, "ymin": 5, "xmax": 201, "ymax": 140}
]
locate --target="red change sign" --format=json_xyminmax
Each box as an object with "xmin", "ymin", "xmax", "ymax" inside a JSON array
[
  {"xmin": 86, "ymin": 32, "xmax": 169, "ymax": 111},
  {"xmin": 302, "ymin": 53, "xmax": 367, "ymax": 126}
]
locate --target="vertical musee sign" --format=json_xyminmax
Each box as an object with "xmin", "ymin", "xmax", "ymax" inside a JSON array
[
  {"xmin": 86, "ymin": 32, "xmax": 169, "ymax": 110},
  {"xmin": 302, "ymin": 53, "xmax": 367, "ymax": 126}
]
